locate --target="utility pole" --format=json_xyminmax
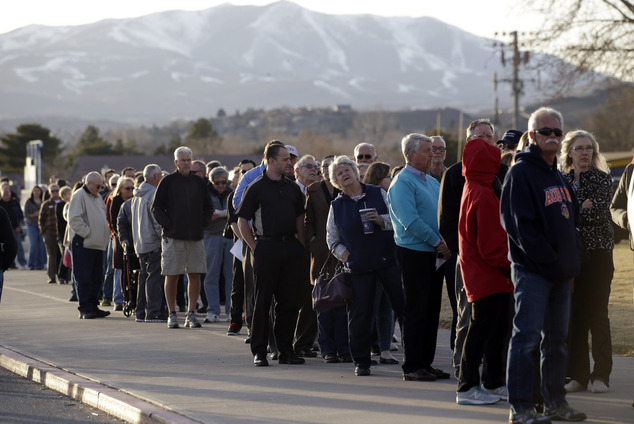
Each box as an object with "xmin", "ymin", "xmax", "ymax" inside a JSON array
[{"xmin": 493, "ymin": 31, "xmax": 531, "ymax": 130}]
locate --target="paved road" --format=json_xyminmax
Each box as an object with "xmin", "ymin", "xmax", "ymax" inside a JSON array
[
  {"xmin": 0, "ymin": 365, "xmax": 125, "ymax": 424},
  {"xmin": 1, "ymin": 269, "xmax": 633, "ymax": 424}
]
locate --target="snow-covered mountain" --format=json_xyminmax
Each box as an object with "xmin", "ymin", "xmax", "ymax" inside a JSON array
[{"xmin": 0, "ymin": 1, "xmax": 536, "ymax": 123}]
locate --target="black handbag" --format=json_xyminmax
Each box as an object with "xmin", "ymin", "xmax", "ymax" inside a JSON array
[{"xmin": 312, "ymin": 252, "xmax": 353, "ymax": 312}]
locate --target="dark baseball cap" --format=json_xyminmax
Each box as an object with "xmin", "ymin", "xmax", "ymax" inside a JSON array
[{"xmin": 497, "ymin": 130, "xmax": 523, "ymax": 148}]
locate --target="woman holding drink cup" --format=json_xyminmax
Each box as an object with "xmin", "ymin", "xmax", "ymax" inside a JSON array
[{"xmin": 326, "ymin": 155, "xmax": 405, "ymax": 377}]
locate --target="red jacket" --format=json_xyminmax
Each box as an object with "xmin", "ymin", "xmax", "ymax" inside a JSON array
[{"xmin": 458, "ymin": 138, "xmax": 512, "ymax": 302}]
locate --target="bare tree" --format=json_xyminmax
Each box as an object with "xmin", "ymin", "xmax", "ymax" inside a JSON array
[{"xmin": 527, "ymin": 0, "xmax": 634, "ymax": 89}]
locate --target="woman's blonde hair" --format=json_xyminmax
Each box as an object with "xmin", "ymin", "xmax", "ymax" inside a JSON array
[
  {"xmin": 113, "ymin": 176, "xmax": 135, "ymax": 197},
  {"xmin": 558, "ymin": 130, "xmax": 609, "ymax": 174}
]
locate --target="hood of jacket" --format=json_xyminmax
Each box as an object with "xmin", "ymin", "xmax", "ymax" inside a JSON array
[
  {"xmin": 462, "ymin": 138, "xmax": 500, "ymax": 185},
  {"xmin": 134, "ymin": 181, "xmax": 156, "ymax": 199}
]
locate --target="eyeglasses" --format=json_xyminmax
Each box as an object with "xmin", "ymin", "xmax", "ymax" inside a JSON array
[
  {"xmin": 535, "ymin": 127, "xmax": 563, "ymax": 137},
  {"xmin": 572, "ymin": 146, "xmax": 593, "ymax": 152},
  {"xmin": 431, "ymin": 147, "xmax": 446, "ymax": 152},
  {"xmin": 213, "ymin": 180, "xmax": 227, "ymax": 186},
  {"xmin": 472, "ymin": 134, "xmax": 494, "ymax": 140},
  {"xmin": 301, "ymin": 164, "xmax": 317, "ymax": 170},
  {"xmin": 356, "ymin": 154, "xmax": 373, "ymax": 160}
]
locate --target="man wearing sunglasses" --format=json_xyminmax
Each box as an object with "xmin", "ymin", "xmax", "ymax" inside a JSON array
[
  {"xmin": 353, "ymin": 143, "xmax": 377, "ymax": 165},
  {"xmin": 501, "ymin": 107, "xmax": 586, "ymax": 423}
]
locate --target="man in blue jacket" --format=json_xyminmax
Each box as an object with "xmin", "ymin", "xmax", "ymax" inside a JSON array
[{"xmin": 500, "ymin": 107, "xmax": 586, "ymax": 424}]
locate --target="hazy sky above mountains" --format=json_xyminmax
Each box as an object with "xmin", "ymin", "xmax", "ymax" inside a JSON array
[{"xmin": 1, "ymin": 0, "xmax": 537, "ymax": 38}]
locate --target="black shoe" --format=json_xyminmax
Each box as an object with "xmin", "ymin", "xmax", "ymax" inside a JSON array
[
  {"xmin": 296, "ymin": 348, "xmax": 317, "ymax": 358},
  {"xmin": 197, "ymin": 305, "xmax": 207, "ymax": 314},
  {"xmin": 69, "ymin": 295, "xmax": 78, "ymax": 302},
  {"xmin": 355, "ymin": 366, "xmax": 371, "ymax": 376},
  {"xmin": 79, "ymin": 312, "xmax": 96, "ymax": 319},
  {"xmin": 254, "ymin": 353, "xmax": 269, "ymax": 367},
  {"xmin": 339, "ymin": 353, "xmax": 353, "ymax": 363},
  {"xmin": 426, "ymin": 366, "xmax": 450, "ymax": 379},
  {"xmin": 324, "ymin": 353, "xmax": 339, "ymax": 363},
  {"xmin": 403, "ymin": 369, "xmax": 437, "ymax": 381},
  {"xmin": 244, "ymin": 335, "xmax": 251, "ymax": 344},
  {"xmin": 47, "ymin": 280, "xmax": 56, "ymax": 284},
  {"xmin": 94, "ymin": 309, "xmax": 110, "ymax": 318},
  {"xmin": 114, "ymin": 304, "xmax": 123, "ymax": 311},
  {"xmin": 278, "ymin": 352, "xmax": 305, "ymax": 364},
  {"xmin": 379, "ymin": 357, "xmax": 399, "ymax": 365},
  {"xmin": 269, "ymin": 352, "xmax": 278, "ymax": 361}
]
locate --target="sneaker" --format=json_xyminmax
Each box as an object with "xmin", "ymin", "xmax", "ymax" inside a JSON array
[
  {"xmin": 184, "ymin": 311, "xmax": 202, "ymax": 328},
  {"xmin": 168, "ymin": 312, "xmax": 179, "ymax": 328},
  {"xmin": 135, "ymin": 317, "xmax": 145, "ymax": 323},
  {"xmin": 588, "ymin": 379, "xmax": 608, "ymax": 393},
  {"xmin": 456, "ymin": 386, "xmax": 501, "ymax": 405},
  {"xmin": 564, "ymin": 380, "xmax": 586, "ymax": 393},
  {"xmin": 544, "ymin": 405, "xmax": 587, "ymax": 422},
  {"xmin": 145, "ymin": 315, "xmax": 168, "ymax": 323},
  {"xmin": 204, "ymin": 313, "xmax": 219, "ymax": 323},
  {"xmin": 483, "ymin": 384, "xmax": 508, "ymax": 401},
  {"xmin": 509, "ymin": 408, "xmax": 552, "ymax": 424},
  {"xmin": 101, "ymin": 298, "xmax": 112, "ymax": 307},
  {"xmin": 226, "ymin": 322, "xmax": 241, "ymax": 335}
]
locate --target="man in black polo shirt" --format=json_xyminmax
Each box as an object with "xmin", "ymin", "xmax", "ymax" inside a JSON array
[{"xmin": 237, "ymin": 142, "xmax": 306, "ymax": 367}]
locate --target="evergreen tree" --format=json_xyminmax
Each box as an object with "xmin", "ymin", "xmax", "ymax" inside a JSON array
[
  {"xmin": 184, "ymin": 118, "xmax": 221, "ymax": 155},
  {"xmin": 72, "ymin": 125, "xmax": 115, "ymax": 155},
  {"xmin": 0, "ymin": 124, "xmax": 62, "ymax": 173}
]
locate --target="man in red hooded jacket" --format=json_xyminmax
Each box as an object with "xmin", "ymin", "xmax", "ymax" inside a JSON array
[{"xmin": 455, "ymin": 137, "xmax": 513, "ymax": 406}]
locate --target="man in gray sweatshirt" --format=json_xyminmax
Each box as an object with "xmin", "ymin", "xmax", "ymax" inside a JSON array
[{"xmin": 132, "ymin": 164, "xmax": 164, "ymax": 322}]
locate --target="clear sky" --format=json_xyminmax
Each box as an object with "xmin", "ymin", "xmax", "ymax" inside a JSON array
[{"xmin": 0, "ymin": 0, "xmax": 538, "ymax": 38}]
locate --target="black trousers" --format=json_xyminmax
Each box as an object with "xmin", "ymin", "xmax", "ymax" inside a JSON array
[
  {"xmin": 457, "ymin": 291, "xmax": 514, "ymax": 392},
  {"xmin": 567, "ymin": 249, "xmax": 614, "ymax": 385},
  {"xmin": 229, "ymin": 253, "xmax": 245, "ymax": 325},
  {"xmin": 250, "ymin": 239, "xmax": 302, "ymax": 356},
  {"xmin": 397, "ymin": 247, "xmax": 444, "ymax": 374},
  {"xmin": 293, "ymin": 245, "xmax": 317, "ymax": 353}
]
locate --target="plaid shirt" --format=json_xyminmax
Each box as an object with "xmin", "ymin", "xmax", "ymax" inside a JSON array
[{"xmin": 39, "ymin": 199, "xmax": 58, "ymax": 237}]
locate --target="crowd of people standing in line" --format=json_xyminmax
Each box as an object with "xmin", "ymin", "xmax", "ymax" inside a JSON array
[{"xmin": 1, "ymin": 105, "xmax": 633, "ymax": 424}]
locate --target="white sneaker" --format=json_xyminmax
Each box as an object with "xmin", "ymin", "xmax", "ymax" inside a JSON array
[
  {"xmin": 588, "ymin": 379, "xmax": 608, "ymax": 393},
  {"xmin": 482, "ymin": 384, "xmax": 508, "ymax": 401},
  {"xmin": 204, "ymin": 313, "xmax": 219, "ymax": 323},
  {"xmin": 185, "ymin": 312, "xmax": 202, "ymax": 328},
  {"xmin": 167, "ymin": 312, "xmax": 179, "ymax": 329},
  {"xmin": 456, "ymin": 386, "xmax": 501, "ymax": 405},
  {"xmin": 564, "ymin": 379, "xmax": 585, "ymax": 392},
  {"xmin": 390, "ymin": 342, "xmax": 399, "ymax": 351}
]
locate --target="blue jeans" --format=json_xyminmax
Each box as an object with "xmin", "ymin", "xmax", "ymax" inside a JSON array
[
  {"xmin": 507, "ymin": 265, "xmax": 570, "ymax": 412},
  {"xmin": 203, "ymin": 235, "xmax": 233, "ymax": 315},
  {"xmin": 26, "ymin": 224, "xmax": 46, "ymax": 269},
  {"xmin": 102, "ymin": 239, "xmax": 114, "ymax": 299},
  {"xmin": 14, "ymin": 229, "xmax": 26, "ymax": 267},
  {"xmin": 317, "ymin": 305, "xmax": 349, "ymax": 357}
]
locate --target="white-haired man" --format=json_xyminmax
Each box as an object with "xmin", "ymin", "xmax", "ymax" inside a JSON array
[
  {"xmin": 388, "ymin": 133, "xmax": 451, "ymax": 382},
  {"xmin": 354, "ymin": 142, "xmax": 377, "ymax": 165},
  {"xmin": 69, "ymin": 172, "xmax": 111, "ymax": 319},
  {"xmin": 501, "ymin": 107, "xmax": 586, "ymax": 423},
  {"xmin": 132, "ymin": 164, "xmax": 165, "ymax": 323},
  {"xmin": 152, "ymin": 147, "xmax": 213, "ymax": 329}
]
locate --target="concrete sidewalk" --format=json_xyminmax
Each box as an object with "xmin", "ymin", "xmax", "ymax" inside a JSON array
[{"xmin": 0, "ymin": 269, "xmax": 632, "ymax": 424}]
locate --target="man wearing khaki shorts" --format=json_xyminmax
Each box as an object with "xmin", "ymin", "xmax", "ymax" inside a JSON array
[{"xmin": 151, "ymin": 146, "xmax": 213, "ymax": 328}]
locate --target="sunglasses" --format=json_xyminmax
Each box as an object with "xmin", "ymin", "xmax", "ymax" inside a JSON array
[
  {"xmin": 535, "ymin": 127, "xmax": 563, "ymax": 137},
  {"xmin": 356, "ymin": 154, "xmax": 373, "ymax": 160},
  {"xmin": 213, "ymin": 180, "xmax": 227, "ymax": 186},
  {"xmin": 301, "ymin": 164, "xmax": 318, "ymax": 170}
]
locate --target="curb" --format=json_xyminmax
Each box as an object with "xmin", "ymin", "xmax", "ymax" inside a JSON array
[{"xmin": 0, "ymin": 346, "xmax": 202, "ymax": 424}]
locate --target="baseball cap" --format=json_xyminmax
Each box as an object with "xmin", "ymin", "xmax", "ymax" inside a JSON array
[
  {"xmin": 497, "ymin": 130, "xmax": 523, "ymax": 148},
  {"xmin": 285, "ymin": 145, "xmax": 299, "ymax": 157}
]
